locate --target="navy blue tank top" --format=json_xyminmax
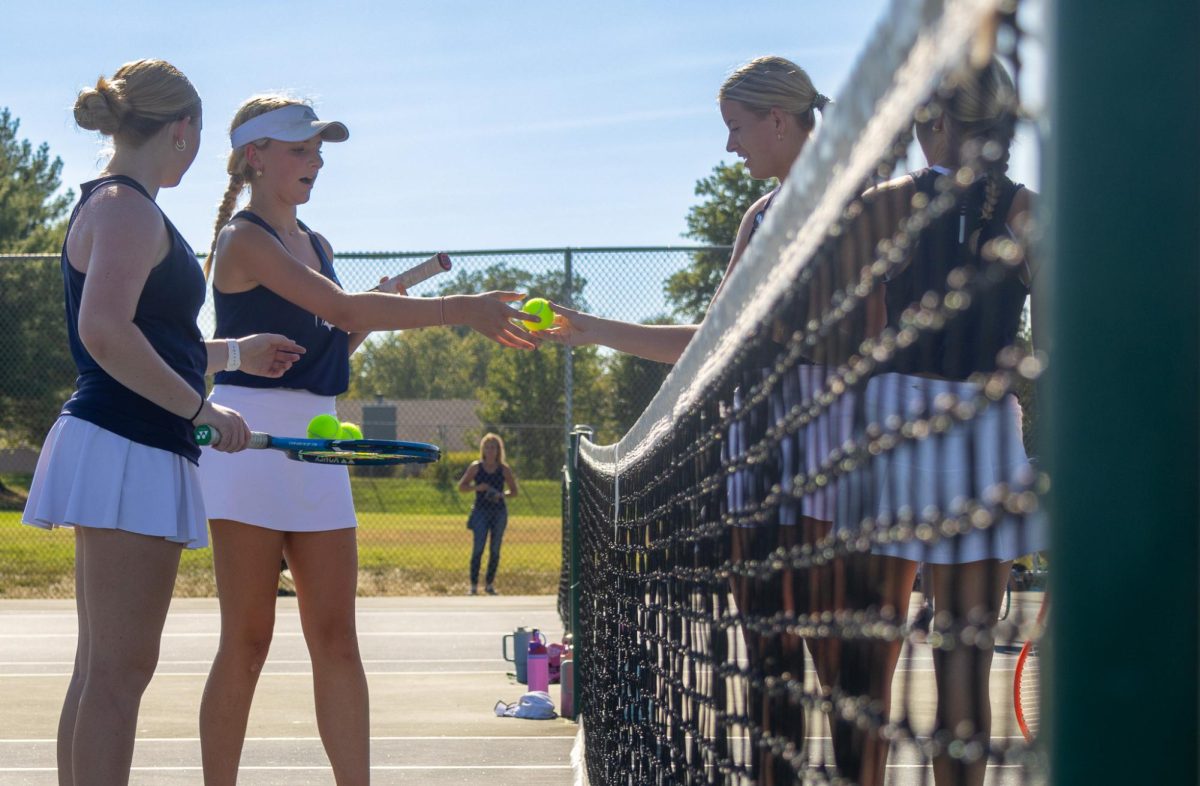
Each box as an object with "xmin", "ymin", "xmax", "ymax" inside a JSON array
[
  {"xmin": 213, "ymin": 211, "xmax": 350, "ymax": 395},
  {"xmin": 747, "ymin": 187, "xmax": 780, "ymax": 243},
  {"xmin": 882, "ymin": 167, "xmax": 1028, "ymax": 379},
  {"xmin": 473, "ymin": 463, "xmax": 506, "ymax": 511},
  {"xmin": 60, "ymin": 175, "xmax": 207, "ymax": 463}
]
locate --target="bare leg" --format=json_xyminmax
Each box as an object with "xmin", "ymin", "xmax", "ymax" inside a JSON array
[
  {"xmin": 57, "ymin": 528, "xmax": 88, "ymax": 785},
  {"xmin": 729, "ymin": 524, "xmax": 787, "ymax": 785},
  {"xmin": 833, "ymin": 554, "xmax": 918, "ymax": 786},
  {"xmin": 72, "ymin": 527, "xmax": 181, "ymax": 786},
  {"xmin": 200, "ymin": 520, "xmax": 286, "ymax": 786},
  {"xmin": 930, "ymin": 560, "xmax": 1012, "ymax": 786},
  {"xmin": 788, "ymin": 518, "xmax": 843, "ymax": 691},
  {"xmin": 286, "ymin": 528, "xmax": 370, "ymax": 785}
]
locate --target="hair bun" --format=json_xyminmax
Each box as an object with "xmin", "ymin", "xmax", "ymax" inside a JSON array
[
  {"xmin": 812, "ymin": 93, "xmax": 831, "ymax": 112},
  {"xmin": 73, "ymin": 77, "xmax": 127, "ymax": 135}
]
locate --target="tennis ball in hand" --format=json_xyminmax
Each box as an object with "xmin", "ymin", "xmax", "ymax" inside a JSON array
[
  {"xmin": 339, "ymin": 422, "xmax": 363, "ymax": 440},
  {"xmin": 307, "ymin": 414, "xmax": 341, "ymax": 439},
  {"xmin": 520, "ymin": 298, "xmax": 555, "ymax": 331}
]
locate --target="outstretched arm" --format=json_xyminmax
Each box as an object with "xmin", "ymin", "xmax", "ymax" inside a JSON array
[
  {"xmin": 216, "ymin": 223, "xmax": 540, "ymax": 349},
  {"xmin": 540, "ymin": 192, "xmax": 774, "ymax": 364},
  {"xmin": 541, "ymin": 303, "xmax": 696, "ymax": 364}
]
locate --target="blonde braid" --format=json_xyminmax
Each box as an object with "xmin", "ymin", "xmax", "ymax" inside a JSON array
[
  {"xmin": 205, "ymin": 172, "xmax": 246, "ymax": 279},
  {"xmin": 979, "ymin": 128, "xmax": 1013, "ymax": 223}
]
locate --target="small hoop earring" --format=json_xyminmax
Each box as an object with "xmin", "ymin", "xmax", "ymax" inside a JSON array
[
  {"xmin": 255, "ymin": 170, "xmax": 263, "ymax": 178},
  {"xmin": 777, "ymin": 133, "xmax": 783, "ymax": 142},
  {"xmin": 175, "ymin": 139, "xmax": 187, "ymax": 152}
]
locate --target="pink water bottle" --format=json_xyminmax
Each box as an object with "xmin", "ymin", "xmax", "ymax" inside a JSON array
[{"xmin": 526, "ymin": 629, "xmax": 549, "ymax": 693}]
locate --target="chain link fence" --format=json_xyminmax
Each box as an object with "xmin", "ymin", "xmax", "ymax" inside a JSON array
[{"xmin": 0, "ymin": 246, "xmax": 728, "ymax": 597}]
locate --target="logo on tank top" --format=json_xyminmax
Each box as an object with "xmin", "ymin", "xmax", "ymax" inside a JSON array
[{"xmin": 315, "ymin": 315, "xmax": 335, "ymax": 331}]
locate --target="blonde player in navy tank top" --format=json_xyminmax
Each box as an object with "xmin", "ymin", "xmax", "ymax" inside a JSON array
[
  {"xmin": 860, "ymin": 58, "xmax": 1044, "ymax": 786},
  {"xmin": 197, "ymin": 95, "xmax": 541, "ymax": 785},
  {"xmin": 20, "ymin": 60, "xmax": 303, "ymax": 786},
  {"xmin": 541, "ymin": 56, "xmax": 852, "ymax": 784}
]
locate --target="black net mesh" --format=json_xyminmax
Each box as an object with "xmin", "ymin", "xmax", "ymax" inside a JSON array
[{"xmin": 566, "ymin": 1, "xmax": 1048, "ymax": 782}]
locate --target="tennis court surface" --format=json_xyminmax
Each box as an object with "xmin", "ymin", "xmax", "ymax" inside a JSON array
[
  {"xmin": 0, "ymin": 596, "xmax": 574, "ymax": 785},
  {"xmin": 0, "ymin": 594, "xmax": 1044, "ymax": 784}
]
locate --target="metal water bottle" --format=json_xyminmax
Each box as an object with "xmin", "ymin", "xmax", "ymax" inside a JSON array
[
  {"xmin": 526, "ymin": 629, "xmax": 549, "ymax": 693},
  {"xmin": 560, "ymin": 641, "xmax": 575, "ymax": 718}
]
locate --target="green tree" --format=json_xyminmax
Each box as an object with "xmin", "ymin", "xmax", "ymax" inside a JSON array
[
  {"xmin": 349, "ymin": 258, "xmax": 607, "ymax": 475},
  {"xmin": 477, "ymin": 341, "xmax": 609, "ymax": 478},
  {"xmin": 350, "ymin": 260, "xmax": 592, "ymax": 400},
  {"xmin": 664, "ymin": 161, "xmax": 775, "ymax": 320},
  {"xmin": 435, "ymin": 260, "xmax": 587, "ymax": 309},
  {"xmin": 0, "ymin": 109, "xmax": 75, "ymax": 465},
  {"xmin": 349, "ymin": 329, "xmax": 489, "ymax": 400},
  {"xmin": 0, "ymin": 108, "xmax": 74, "ymax": 253}
]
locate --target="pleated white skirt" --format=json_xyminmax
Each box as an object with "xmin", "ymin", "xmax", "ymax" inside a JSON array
[
  {"xmin": 863, "ymin": 373, "xmax": 1047, "ymax": 564},
  {"xmin": 22, "ymin": 415, "xmax": 208, "ymax": 549}
]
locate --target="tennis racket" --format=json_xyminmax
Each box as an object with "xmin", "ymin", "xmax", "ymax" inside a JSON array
[
  {"xmin": 195, "ymin": 425, "xmax": 441, "ymax": 466},
  {"xmin": 374, "ymin": 252, "xmax": 452, "ymax": 293},
  {"xmin": 1013, "ymin": 592, "xmax": 1049, "ymax": 742}
]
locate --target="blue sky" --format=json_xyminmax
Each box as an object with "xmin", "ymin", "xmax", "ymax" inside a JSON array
[{"xmin": 5, "ymin": 0, "xmax": 895, "ymax": 254}]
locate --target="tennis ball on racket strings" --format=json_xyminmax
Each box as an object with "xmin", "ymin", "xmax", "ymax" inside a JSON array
[
  {"xmin": 339, "ymin": 422, "xmax": 363, "ymax": 440},
  {"xmin": 307, "ymin": 414, "xmax": 341, "ymax": 439},
  {"xmin": 520, "ymin": 298, "xmax": 555, "ymax": 331}
]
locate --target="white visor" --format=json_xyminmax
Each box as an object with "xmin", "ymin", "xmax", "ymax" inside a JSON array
[{"xmin": 229, "ymin": 104, "xmax": 349, "ymax": 149}]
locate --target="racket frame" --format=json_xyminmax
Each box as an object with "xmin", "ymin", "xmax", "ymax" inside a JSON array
[{"xmin": 196, "ymin": 425, "xmax": 441, "ymax": 466}]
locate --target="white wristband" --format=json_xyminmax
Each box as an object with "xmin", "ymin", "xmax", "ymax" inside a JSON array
[{"xmin": 224, "ymin": 339, "xmax": 241, "ymax": 372}]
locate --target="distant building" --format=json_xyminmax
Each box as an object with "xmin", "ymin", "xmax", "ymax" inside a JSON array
[
  {"xmin": 336, "ymin": 399, "xmax": 483, "ymax": 452},
  {"xmin": 0, "ymin": 447, "xmax": 39, "ymax": 474}
]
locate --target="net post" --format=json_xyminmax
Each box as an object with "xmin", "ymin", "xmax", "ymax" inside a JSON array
[
  {"xmin": 568, "ymin": 423, "xmax": 593, "ymax": 721},
  {"xmin": 1049, "ymin": 1, "xmax": 1199, "ymax": 781}
]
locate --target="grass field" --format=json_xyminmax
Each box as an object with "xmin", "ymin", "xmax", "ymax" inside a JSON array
[{"xmin": 0, "ymin": 473, "xmax": 565, "ymax": 598}]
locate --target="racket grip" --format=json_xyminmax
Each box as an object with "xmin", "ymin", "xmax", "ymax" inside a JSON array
[{"xmin": 193, "ymin": 425, "xmax": 269, "ymax": 449}]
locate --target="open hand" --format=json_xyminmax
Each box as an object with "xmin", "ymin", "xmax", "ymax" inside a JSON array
[
  {"xmin": 460, "ymin": 291, "xmax": 541, "ymax": 350},
  {"xmin": 539, "ymin": 301, "xmax": 595, "ymax": 348}
]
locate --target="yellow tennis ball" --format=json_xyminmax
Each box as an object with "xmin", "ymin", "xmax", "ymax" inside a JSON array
[
  {"xmin": 339, "ymin": 422, "xmax": 363, "ymax": 440},
  {"xmin": 307, "ymin": 414, "xmax": 341, "ymax": 439},
  {"xmin": 521, "ymin": 298, "xmax": 555, "ymax": 331}
]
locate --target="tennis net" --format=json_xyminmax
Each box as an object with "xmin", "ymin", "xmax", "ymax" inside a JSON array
[{"xmin": 563, "ymin": 0, "xmax": 1048, "ymax": 782}]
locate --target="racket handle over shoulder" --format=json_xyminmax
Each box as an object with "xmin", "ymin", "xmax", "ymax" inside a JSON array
[
  {"xmin": 195, "ymin": 425, "xmax": 268, "ymax": 449},
  {"xmin": 377, "ymin": 252, "xmax": 452, "ymax": 292}
]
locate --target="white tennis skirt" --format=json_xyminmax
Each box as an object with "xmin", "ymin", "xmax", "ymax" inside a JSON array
[
  {"xmin": 22, "ymin": 416, "xmax": 208, "ymax": 549},
  {"xmin": 727, "ymin": 365, "xmax": 856, "ymax": 527},
  {"xmin": 862, "ymin": 373, "xmax": 1047, "ymax": 564},
  {"xmin": 197, "ymin": 385, "xmax": 356, "ymax": 532}
]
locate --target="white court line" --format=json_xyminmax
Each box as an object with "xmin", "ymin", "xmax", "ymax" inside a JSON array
[
  {"xmin": 0, "ymin": 668, "xmax": 1026, "ymax": 677},
  {"xmin": 0, "ymin": 768, "xmax": 1032, "ymax": 777},
  {"xmin": 1, "ymin": 765, "xmax": 573, "ymax": 772},
  {"xmin": 0, "ymin": 609, "xmax": 556, "ymax": 620},
  {"xmin": 0, "ymin": 658, "xmax": 497, "ymax": 666},
  {"xmin": 0, "ymin": 734, "xmax": 1027, "ymax": 744},
  {"xmin": 0, "ymin": 670, "xmax": 505, "ymax": 678},
  {"xmin": 0, "ymin": 631, "xmax": 508, "ymax": 639}
]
